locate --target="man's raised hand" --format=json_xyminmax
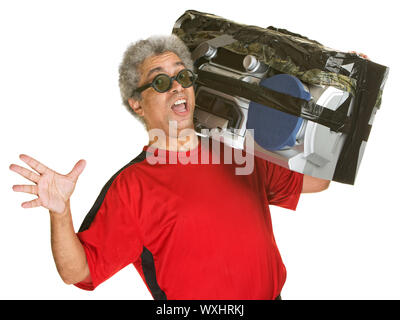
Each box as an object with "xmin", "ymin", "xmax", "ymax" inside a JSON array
[{"xmin": 10, "ymin": 155, "xmax": 86, "ymax": 214}]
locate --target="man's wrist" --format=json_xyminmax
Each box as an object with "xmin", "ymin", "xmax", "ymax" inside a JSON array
[{"xmin": 49, "ymin": 200, "xmax": 71, "ymax": 218}]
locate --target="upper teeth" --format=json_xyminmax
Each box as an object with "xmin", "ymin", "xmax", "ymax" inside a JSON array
[{"xmin": 174, "ymin": 99, "xmax": 186, "ymax": 105}]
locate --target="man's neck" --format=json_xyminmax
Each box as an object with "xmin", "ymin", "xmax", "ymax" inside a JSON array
[{"xmin": 148, "ymin": 129, "xmax": 199, "ymax": 152}]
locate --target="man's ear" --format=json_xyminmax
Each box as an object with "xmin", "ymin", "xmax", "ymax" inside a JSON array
[{"xmin": 128, "ymin": 98, "xmax": 144, "ymax": 117}]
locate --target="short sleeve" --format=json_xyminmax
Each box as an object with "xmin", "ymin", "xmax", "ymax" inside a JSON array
[
  {"xmin": 264, "ymin": 160, "xmax": 303, "ymax": 210},
  {"xmin": 74, "ymin": 169, "xmax": 143, "ymax": 290}
]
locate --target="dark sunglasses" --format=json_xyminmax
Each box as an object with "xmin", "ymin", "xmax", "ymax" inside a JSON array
[{"xmin": 133, "ymin": 69, "xmax": 196, "ymax": 95}]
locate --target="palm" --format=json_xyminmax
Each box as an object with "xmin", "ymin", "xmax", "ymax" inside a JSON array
[
  {"xmin": 37, "ymin": 170, "xmax": 76, "ymax": 213},
  {"xmin": 10, "ymin": 154, "xmax": 86, "ymax": 214}
]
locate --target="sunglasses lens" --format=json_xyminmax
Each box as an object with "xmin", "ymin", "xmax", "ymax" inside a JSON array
[
  {"xmin": 153, "ymin": 74, "xmax": 171, "ymax": 92},
  {"xmin": 151, "ymin": 70, "xmax": 195, "ymax": 93},
  {"xmin": 177, "ymin": 70, "xmax": 194, "ymax": 88}
]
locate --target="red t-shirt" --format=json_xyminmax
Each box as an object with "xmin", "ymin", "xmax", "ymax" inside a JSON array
[{"xmin": 74, "ymin": 139, "xmax": 303, "ymax": 299}]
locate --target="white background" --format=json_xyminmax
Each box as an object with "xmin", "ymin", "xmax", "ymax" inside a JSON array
[{"xmin": 1, "ymin": 0, "xmax": 399, "ymax": 300}]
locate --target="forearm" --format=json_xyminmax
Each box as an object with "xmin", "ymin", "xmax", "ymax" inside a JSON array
[
  {"xmin": 50, "ymin": 201, "xmax": 89, "ymax": 285},
  {"xmin": 302, "ymin": 174, "xmax": 330, "ymax": 193}
]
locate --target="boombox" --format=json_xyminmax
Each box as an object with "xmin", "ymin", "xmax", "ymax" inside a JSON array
[{"xmin": 172, "ymin": 10, "xmax": 389, "ymax": 185}]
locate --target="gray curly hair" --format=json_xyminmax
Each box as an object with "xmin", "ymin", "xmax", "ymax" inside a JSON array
[{"xmin": 118, "ymin": 34, "xmax": 194, "ymax": 122}]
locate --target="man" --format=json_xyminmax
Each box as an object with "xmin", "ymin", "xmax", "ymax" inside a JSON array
[{"xmin": 10, "ymin": 35, "xmax": 329, "ymax": 299}]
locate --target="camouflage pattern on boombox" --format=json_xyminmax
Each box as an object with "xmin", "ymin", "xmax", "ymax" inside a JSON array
[{"xmin": 172, "ymin": 10, "xmax": 389, "ymax": 185}]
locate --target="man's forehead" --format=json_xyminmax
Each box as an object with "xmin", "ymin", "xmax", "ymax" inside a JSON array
[{"xmin": 140, "ymin": 52, "xmax": 185, "ymax": 79}]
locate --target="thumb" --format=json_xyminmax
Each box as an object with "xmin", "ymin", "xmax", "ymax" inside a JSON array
[{"xmin": 67, "ymin": 159, "xmax": 86, "ymax": 181}]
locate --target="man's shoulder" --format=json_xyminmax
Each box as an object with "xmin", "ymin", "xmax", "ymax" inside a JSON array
[
  {"xmin": 95, "ymin": 150, "xmax": 148, "ymax": 195},
  {"xmin": 114, "ymin": 150, "xmax": 148, "ymax": 179}
]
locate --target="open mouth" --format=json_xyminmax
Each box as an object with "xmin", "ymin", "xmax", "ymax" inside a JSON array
[{"xmin": 171, "ymin": 98, "xmax": 189, "ymax": 115}]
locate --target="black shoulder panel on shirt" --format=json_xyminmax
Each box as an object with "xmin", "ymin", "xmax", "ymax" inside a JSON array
[{"xmin": 78, "ymin": 150, "xmax": 147, "ymax": 233}]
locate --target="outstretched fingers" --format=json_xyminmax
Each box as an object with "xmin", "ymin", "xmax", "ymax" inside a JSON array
[
  {"xmin": 9, "ymin": 164, "xmax": 40, "ymax": 183},
  {"xmin": 12, "ymin": 184, "xmax": 38, "ymax": 195},
  {"xmin": 21, "ymin": 198, "xmax": 42, "ymax": 209},
  {"xmin": 67, "ymin": 159, "xmax": 86, "ymax": 182},
  {"xmin": 18, "ymin": 154, "xmax": 49, "ymax": 174},
  {"xmin": 12, "ymin": 184, "xmax": 40, "ymax": 208},
  {"xmin": 350, "ymin": 51, "xmax": 369, "ymax": 60}
]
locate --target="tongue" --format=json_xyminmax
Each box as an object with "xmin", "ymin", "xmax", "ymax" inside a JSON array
[{"xmin": 172, "ymin": 103, "xmax": 186, "ymax": 113}]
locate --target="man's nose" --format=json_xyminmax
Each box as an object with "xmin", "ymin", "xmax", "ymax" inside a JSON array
[{"xmin": 170, "ymin": 78, "xmax": 184, "ymax": 93}]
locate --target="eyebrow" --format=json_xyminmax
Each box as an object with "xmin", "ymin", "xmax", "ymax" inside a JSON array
[{"xmin": 146, "ymin": 61, "xmax": 185, "ymax": 80}]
